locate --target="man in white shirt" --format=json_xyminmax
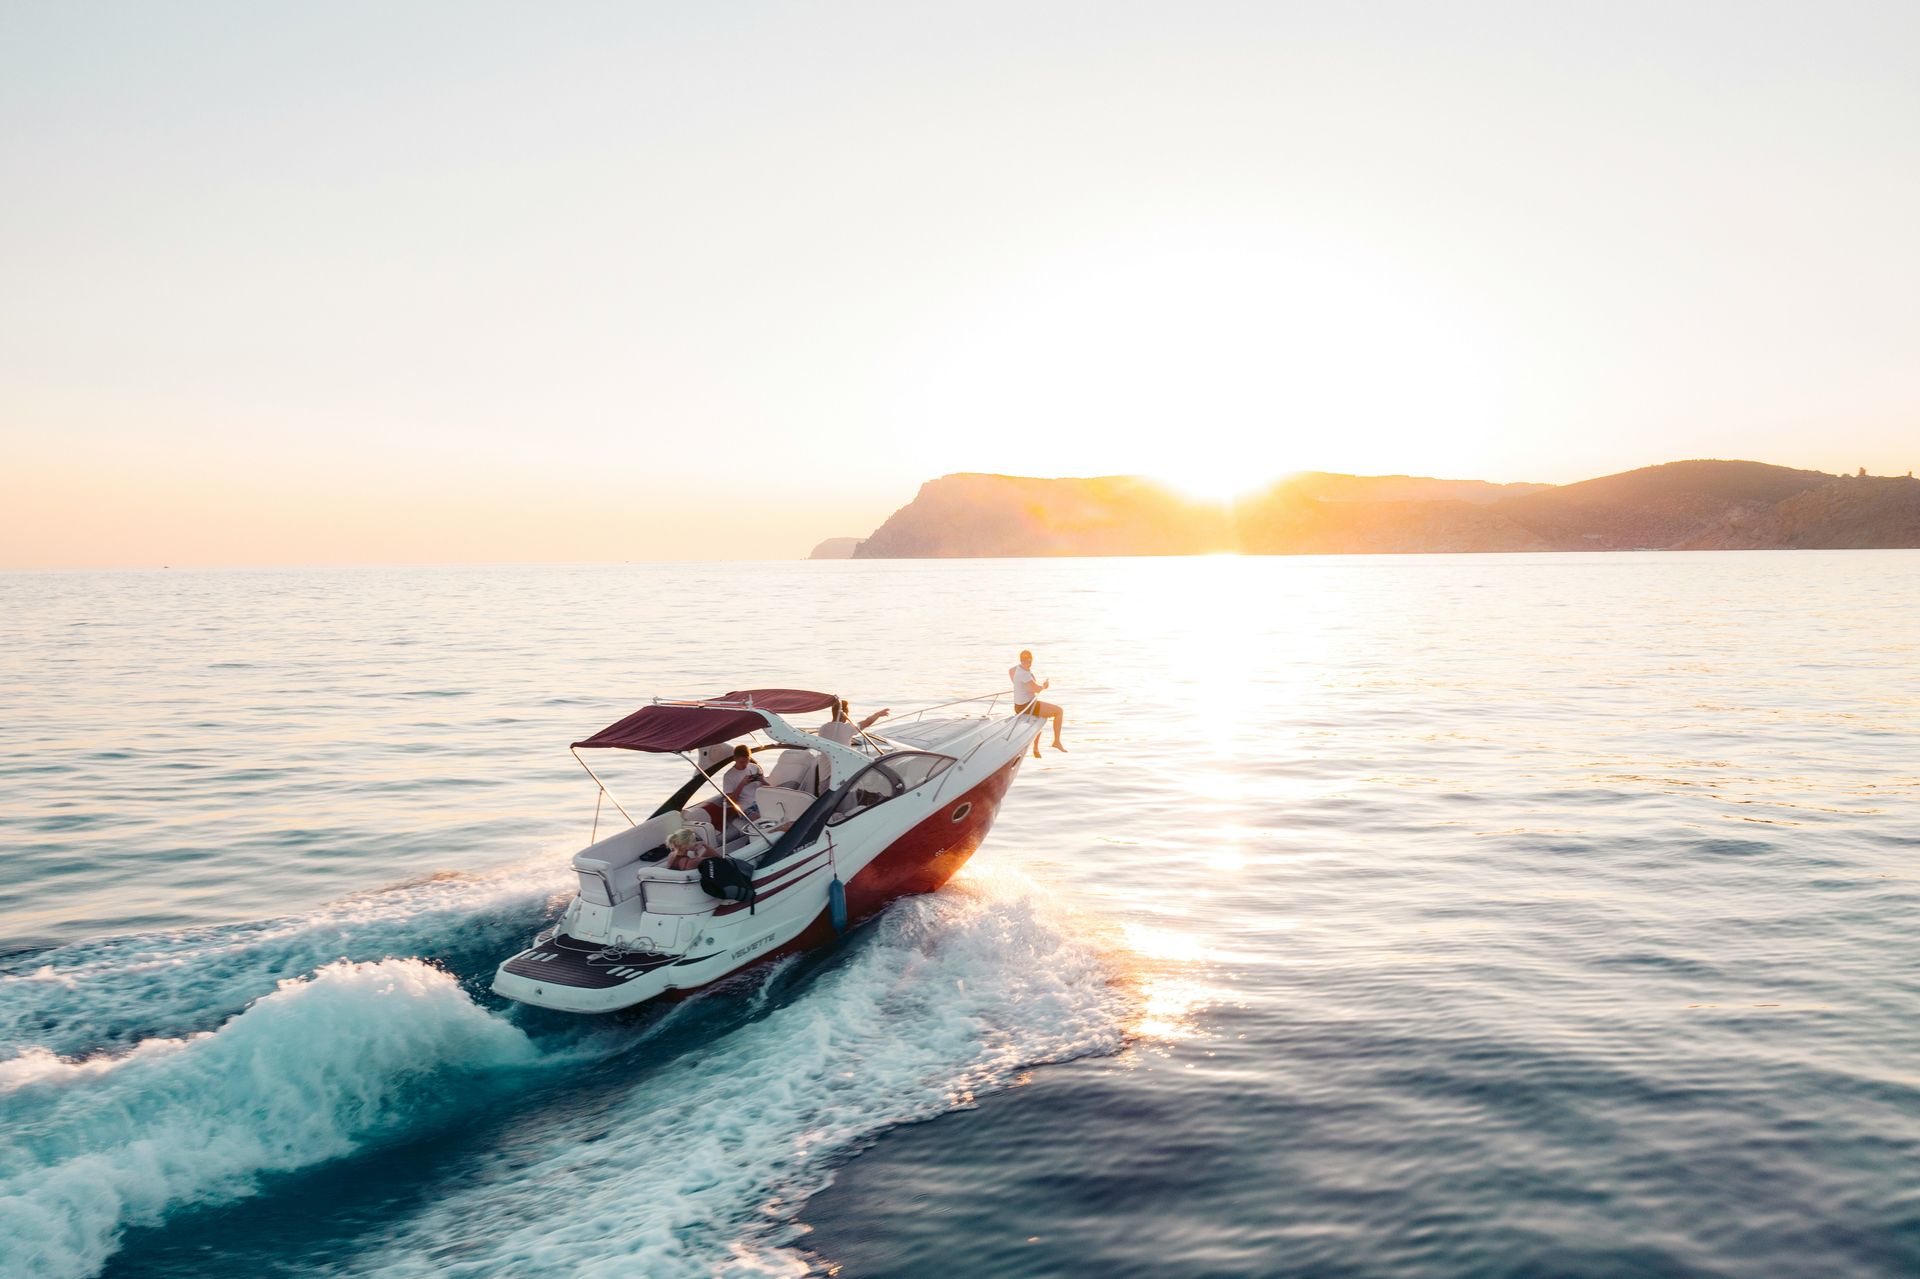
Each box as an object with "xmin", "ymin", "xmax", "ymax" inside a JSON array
[
  {"xmin": 1010, "ymin": 650, "xmax": 1065, "ymax": 758},
  {"xmin": 721, "ymin": 744, "xmax": 766, "ymax": 829}
]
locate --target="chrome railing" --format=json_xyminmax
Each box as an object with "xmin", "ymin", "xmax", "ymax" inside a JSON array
[{"xmin": 887, "ymin": 689, "xmax": 1010, "ymax": 724}]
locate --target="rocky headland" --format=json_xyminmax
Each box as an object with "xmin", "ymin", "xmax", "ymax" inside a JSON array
[{"xmin": 828, "ymin": 461, "xmax": 1920, "ymax": 557}]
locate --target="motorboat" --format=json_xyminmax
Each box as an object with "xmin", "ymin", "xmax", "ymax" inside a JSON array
[{"xmin": 491, "ymin": 688, "xmax": 1041, "ymax": 1013}]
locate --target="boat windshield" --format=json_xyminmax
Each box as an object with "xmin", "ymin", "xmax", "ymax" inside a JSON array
[
  {"xmin": 823, "ymin": 752, "xmax": 956, "ymax": 827},
  {"xmin": 881, "ymin": 752, "xmax": 952, "ymax": 789}
]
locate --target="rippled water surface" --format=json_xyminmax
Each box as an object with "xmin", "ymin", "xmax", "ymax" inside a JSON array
[{"xmin": 2, "ymin": 554, "xmax": 1916, "ymax": 1278}]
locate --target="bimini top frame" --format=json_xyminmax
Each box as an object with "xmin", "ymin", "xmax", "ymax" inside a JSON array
[
  {"xmin": 565, "ymin": 689, "xmax": 874, "ymax": 835},
  {"xmin": 572, "ymin": 689, "xmax": 839, "ymax": 753}
]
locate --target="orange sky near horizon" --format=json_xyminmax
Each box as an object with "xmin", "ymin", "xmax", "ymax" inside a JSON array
[{"xmin": 6, "ymin": 445, "xmax": 1912, "ymax": 570}]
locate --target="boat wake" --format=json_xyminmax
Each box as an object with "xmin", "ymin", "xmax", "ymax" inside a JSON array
[
  {"xmin": 0, "ymin": 959, "xmax": 544, "ymax": 1279},
  {"xmin": 0, "ymin": 859, "xmax": 1126, "ymax": 1279},
  {"xmin": 348, "ymin": 862, "xmax": 1127, "ymax": 1278},
  {"xmin": 0, "ymin": 860, "xmax": 572, "ymax": 1058}
]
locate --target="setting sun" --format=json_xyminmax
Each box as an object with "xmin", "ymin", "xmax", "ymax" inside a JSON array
[
  {"xmin": 886, "ymin": 231, "xmax": 1505, "ymax": 496},
  {"xmin": 1145, "ymin": 460, "xmax": 1271, "ymax": 504}
]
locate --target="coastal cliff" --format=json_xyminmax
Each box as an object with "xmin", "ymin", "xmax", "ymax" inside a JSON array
[
  {"xmin": 850, "ymin": 462, "xmax": 1920, "ymax": 557},
  {"xmin": 853, "ymin": 473, "xmax": 1235, "ymax": 558},
  {"xmin": 807, "ymin": 537, "xmax": 864, "ymax": 560}
]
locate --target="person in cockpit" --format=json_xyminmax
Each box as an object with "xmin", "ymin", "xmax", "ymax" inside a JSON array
[
  {"xmin": 819, "ymin": 698, "xmax": 889, "ymax": 745},
  {"xmin": 721, "ymin": 743, "xmax": 766, "ymax": 827}
]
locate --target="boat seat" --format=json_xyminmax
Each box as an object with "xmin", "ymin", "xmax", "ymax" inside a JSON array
[
  {"xmin": 634, "ymin": 861, "xmax": 699, "ymax": 886},
  {"xmin": 573, "ymin": 812, "xmax": 680, "ymax": 905},
  {"xmin": 768, "ymin": 748, "xmax": 826, "ymax": 795},
  {"xmin": 639, "ymin": 873, "xmax": 718, "ymax": 915},
  {"xmin": 755, "ymin": 785, "xmax": 813, "ymax": 829},
  {"xmin": 679, "ymin": 811, "xmax": 719, "ymax": 849}
]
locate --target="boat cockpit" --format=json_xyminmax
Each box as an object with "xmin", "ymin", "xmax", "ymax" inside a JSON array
[{"xmin": 558, "ymin": 691, "xmax": 963, "ymax": 932}]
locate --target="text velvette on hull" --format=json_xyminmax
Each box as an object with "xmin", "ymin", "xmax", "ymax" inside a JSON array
[{"xmin": 492, "ymin": 687, "xmax": 1043, "ymax": 1013}]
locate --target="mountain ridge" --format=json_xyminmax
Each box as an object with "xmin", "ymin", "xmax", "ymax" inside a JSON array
[{"xmin": 828, "ymin": 461, "xmax": 1920, "ymax": 558}]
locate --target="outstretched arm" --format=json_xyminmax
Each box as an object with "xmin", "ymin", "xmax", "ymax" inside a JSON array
[{"xmin": 856, "ymin": 708, "xmax": 890, "ymax": 730}]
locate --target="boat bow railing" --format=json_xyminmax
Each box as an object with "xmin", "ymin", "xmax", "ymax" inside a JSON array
[{"xmin": 887, "ymin": 690, "xmax": 1010, "ymax": 724}]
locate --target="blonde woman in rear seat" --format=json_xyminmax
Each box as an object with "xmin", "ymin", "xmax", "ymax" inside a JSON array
[{"xmin": 664, "ymin": 827, "xmax": 719, "ymax": 872}]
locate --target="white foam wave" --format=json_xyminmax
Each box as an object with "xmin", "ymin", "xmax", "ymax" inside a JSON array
[
  {"xmin": 0, "ymin": 958, "xmax": 541, "ymax": 1279},
  {"xmin": 351, "ymin": 865, "xmax": 1127, "ymax": 1278},
  {"xmin": 0, "ymin": 860, "xmax": 571, "ymax": 1058}
]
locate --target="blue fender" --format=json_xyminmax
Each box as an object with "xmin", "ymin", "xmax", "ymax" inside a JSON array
[{"xmin": 828, "ymin": 876, "xmax": 848, "ymax": 934}]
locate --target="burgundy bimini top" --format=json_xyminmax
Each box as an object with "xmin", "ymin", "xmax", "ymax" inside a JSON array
[{"xmin": 572, "ymin": 689, "xmax": 837, "ymax": 753}]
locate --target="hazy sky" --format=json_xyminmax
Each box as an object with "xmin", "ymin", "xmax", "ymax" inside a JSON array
[{"xmin": 4, "ymin": 1, "xmax": 1917, "ymax": 566}]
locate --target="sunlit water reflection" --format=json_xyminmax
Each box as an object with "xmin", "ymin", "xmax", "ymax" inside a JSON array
[{"xmin": 1, "ymin": 553, "xmax": 1916, "ymax": 1278}]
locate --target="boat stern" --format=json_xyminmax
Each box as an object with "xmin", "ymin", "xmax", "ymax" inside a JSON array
[{"xmin": 491, "ymin": 934, "xmax": 684, "ymax": 1014}]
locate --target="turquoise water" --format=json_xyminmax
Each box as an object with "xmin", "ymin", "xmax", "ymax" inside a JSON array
[{"xmin": 1, "ymin": 554, "xmax": 1916, "ymax": 1277}]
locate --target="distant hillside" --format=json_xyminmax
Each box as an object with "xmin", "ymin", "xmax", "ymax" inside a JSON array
[
  {"xmin": 1678, "ymin": 474, "xmax": 1920, "ymax": 549},
  {"xmin": 1491, "ymin": 460, "xmax": 1834, "ymax": 550},
  {"xmin": 854, "ymin": 473, "xmax": 1234, "ymax": 558},
  {"xmin": 1269, "ymin": 472, "xmax": 1553, "ymax": 505},
  {"xmin": 845, "ymin": 462, "xmax": 1920, "ymax": 557},
  {"xmin": 807, "ymin": 537, "xmax": 863, "ymax": 560},
  {"xmin": 1235, "ymin": 493, "xmax": 1550, "ymax": 554}
]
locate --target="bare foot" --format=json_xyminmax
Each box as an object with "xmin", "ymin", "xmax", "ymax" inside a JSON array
[{"xmin": 1051, "ymin": 742, "xmax": 1068, "ymax": 752}]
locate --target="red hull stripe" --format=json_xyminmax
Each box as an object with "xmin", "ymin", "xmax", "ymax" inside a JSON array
[
  {"xmin": 715, "ymin": 864, "xmax": 824, "ymax": 916},
  {"xmin": 752, "ymin": 847, "xmax": 827, "ymax": 892}
]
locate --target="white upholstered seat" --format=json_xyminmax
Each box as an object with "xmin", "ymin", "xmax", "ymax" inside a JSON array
[
  {"xmin": 755, "ymin": 785, "xmax": 813, "ymax": 828},
  {"xmin": 572, "ymin": 812, "xmax": 679, "ymax": 904},
  {"xmin": 678, "ymin": 812, "xmax": 719, "ymax": 849},
  {"xmin": 768, "ymin": 748, "xmax": 825, "ymax": 794}
]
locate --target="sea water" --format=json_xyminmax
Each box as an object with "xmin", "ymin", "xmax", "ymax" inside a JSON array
[{"xmin": 0, "ymin": 553, "xmax": 1915, "ymax": 1278}]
